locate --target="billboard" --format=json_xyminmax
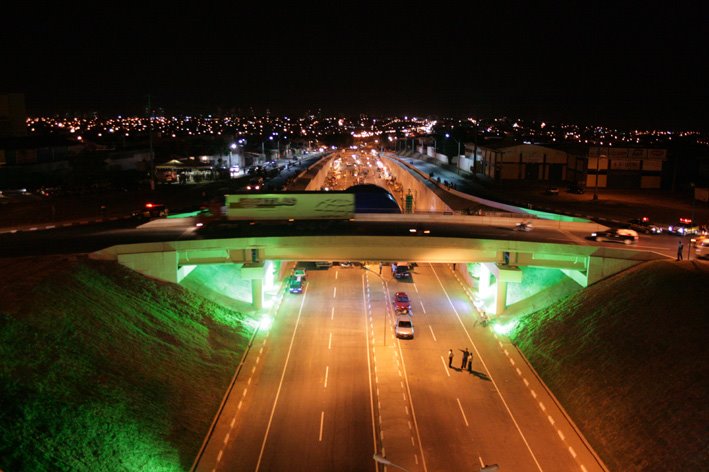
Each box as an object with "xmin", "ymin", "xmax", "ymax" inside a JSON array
[{"xmin": 226, "ymin": 193, "xmax": 355, "ymax": 220}]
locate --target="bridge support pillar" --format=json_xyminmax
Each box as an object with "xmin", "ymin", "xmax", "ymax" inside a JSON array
[
  {"xmin": 495, "ymin": 279, "xmax": 508, "ymax": 315},
  {"xmin": 252, "ymin": 278, "xmax": 263, "ymax": 310}
]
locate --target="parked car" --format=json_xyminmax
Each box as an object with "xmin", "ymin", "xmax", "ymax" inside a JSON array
[
  {"xmin": 394, "ymin": 315, "xmax": 414, "ymax": 339},
  {"xmin": 590, "ymin": 228, "xmax": 639, "ymax": 245},
  {"xmin": 544, "ymin": 186, "xmax": 560, "ymax": 195}
]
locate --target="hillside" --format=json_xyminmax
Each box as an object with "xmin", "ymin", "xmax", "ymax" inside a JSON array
[
  {"xmin": 510, "ymin": 260, "xmax": 709, "ymax": 470},
  {"xmin": 0, "ymin": 256, "xmax": 253, "ymax": 471}
]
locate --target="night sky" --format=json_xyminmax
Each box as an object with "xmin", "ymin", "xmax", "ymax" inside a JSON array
[{"xmin": 3, "ymin": 2, "xmax": 708, "ymax": 130}]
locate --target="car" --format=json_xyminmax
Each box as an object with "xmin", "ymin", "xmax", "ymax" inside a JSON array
[
  {"xmin": 668, "ymin": 218, "xmax": 700, "ymax": 236},
  {"xmin": 627, "ymin": 217, "xmax": 663, "ymax": 234},
  {"xmin": 694, "ymin": 238, "xmax": 709, "ymax": 259},
  {"xmin": 394, "ymin": 315, "xmax": 414, "ymax": 339},
  {"xmin": 391, "ymin": 262, "xmax": 411, "ymax": 279},
  {"xmin": 293, "ymin": 268, "xmax": 306, "ymax": 281},
  {"xmin": 289, "ymin": 277, "xmax": 304, "ymax": 294},
  {"xmin": 338, "ymin": 261, "xmax": 355, "ymax": 268},
  {"xmin": 245, "ymin": 177, "xmax": 264, "ymax": 191},
  {"xmin": 514, "ymin": 221, "xmax": 533, "ymax": 231},
  {"xmin": 590, "ymin": 228, "xmax": 639, "ymax": 245},
  {"xmin": 133, "ymin": 202, "xmax": 168, "ymax": 221},
  {"xmin": 544, "ymin": 186, "xmax": 559, "ymax": 195},
  {"xmin": 392, "ymin": 292, "xmax": 411, "ymax": 311}
]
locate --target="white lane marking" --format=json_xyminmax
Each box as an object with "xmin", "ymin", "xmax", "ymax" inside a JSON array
[
  {"xmin": 557, "ymin": 430, "xmax": 565, "ymax": 441},
  {"xmin": 568, "ymin": 446, "xmax": 577, "ymax": 458},
  {"xmin": 548, "ymin": 415, "xmax": 555, "ymax": 425},
  {"xmin": 362, "ymin": 273, "xmax": 379, "ymax": 462},
  {"xmin": 428, "ymin": 325, "xmax": 437, "ymax": 341},
  {"xmin": 217, "ymin": 450, "xmax": 223, "ymax": 462},
  {"xmin": 324, "ymin": 366, "xmax": 329, "ymax": 388},
  {"xmin": 331, "ymin": 306, "xmax": 335, "ymax": 320},
  {"xmin": 223, "ymin": 433, "xmax": 230, "ymax": 444},
  {"xmin": 456, "ymin": 398, "xmax": 469, "ymax": 427},
  {"xmin": 419, "ymin": 300, "xmax": 427, "ymax": 314},
  {"xmin": 319, "ymin": 411, "xmax": 325, "ymax": 441},
  {"xmin": 335, "ymin": 270, "xmax": 339, "ymax": 280},
  {"xmin": 516, "ymin": 367, "xmax": 522, "ymax": 376},
  {"xmin": 255, "ymin": 283, "xmax": 309, "ymax": 471},
  {"xmin": 328, "ymin": 332, "xmax": 332, "ymax": 350},
  {"xmin": 539, "ymin": 402, "xmax": 546, "ymax": 412},
  {"xmin": 531, "ymin": 389, "xmax": 537, "ymax": 399},
  {"xmin": 440, "ymin": 356, "xmax": 451, "ymax": 377},
  {"xmin": 430, "ymin": 264, "xmax": 544, "ymax": 472},
  {"xmin": 333, "ymin": 287, "xmax": 337, "ymax": 298},
  {"xmin": 413, "ymin": 283, "xmax": 419, "ymax": 293}
]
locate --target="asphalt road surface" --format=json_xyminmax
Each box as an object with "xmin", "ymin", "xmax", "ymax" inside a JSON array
[{"xmin": 197, "ymin": 264, "xmax": 605, "ymax": 472}]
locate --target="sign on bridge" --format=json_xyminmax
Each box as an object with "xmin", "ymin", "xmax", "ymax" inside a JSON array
[{"xmin": 225, "ymin": 193, "xmax": 355, "ymax": 220}]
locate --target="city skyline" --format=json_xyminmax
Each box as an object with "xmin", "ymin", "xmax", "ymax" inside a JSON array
[{"xmin": 3, "ymin": 2, "xmax": 708, "ymax": 130}]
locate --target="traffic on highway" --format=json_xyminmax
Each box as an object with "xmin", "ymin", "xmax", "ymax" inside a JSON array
[{"xmin": 197, "ymin": 262, "xmax": 605, "ymax": 471}]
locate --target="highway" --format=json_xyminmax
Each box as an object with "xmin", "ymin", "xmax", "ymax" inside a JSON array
[{"xmin": 197, "ymin": 263, "xmax": 605, "ymax": 472}]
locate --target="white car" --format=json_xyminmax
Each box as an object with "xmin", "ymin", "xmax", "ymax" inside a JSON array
[
  {"xmin": 394, "ymin": 315, "xmax": 414, "ymax": 339},
  {"xmin": 695, "ymin": 238, "xmax": 709, "ymax": 259}
]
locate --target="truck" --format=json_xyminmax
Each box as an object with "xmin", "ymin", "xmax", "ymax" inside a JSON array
[{"xmin": 391, "ymin": 262, "xmax": 412, "ymax": 279}]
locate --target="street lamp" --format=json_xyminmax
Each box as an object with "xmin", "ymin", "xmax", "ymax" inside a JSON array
[
  {"xmin": 373, "ymin": 453, "xmax": 410, "ymax": 472},
  {"xmin": 445, "ymin": 133, "xmax": 462, "ymax": 174}
]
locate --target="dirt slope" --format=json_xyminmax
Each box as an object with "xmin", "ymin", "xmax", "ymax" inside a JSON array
[
  {"xmin": 0, "ymin": 255, "xmax": 253, "ymax": 471},
  {"xmin": 510, "ymin": 260, "xmax": 709, "ymax": 470}
]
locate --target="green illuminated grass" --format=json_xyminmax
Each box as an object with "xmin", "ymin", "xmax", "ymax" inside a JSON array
[
  {"xmin": 0, "ymin": 256, "xmax": 253, "ymax": 471},
  {"xmin": 509, "ymin": 260, "xmax": 709, "ymax": 470}
]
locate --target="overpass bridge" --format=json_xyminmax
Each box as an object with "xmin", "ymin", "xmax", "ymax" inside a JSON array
[{"xmin": 90, "ymin": 151, "xmax": 664, "ymax": 318}]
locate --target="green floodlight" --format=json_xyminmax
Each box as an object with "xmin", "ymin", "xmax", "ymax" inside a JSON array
[
  {"xmin": 492, "ymin": 320, "xmax": 519, "ymax": 336},
  {"xmin": 247, "ymin": 315, "xmax": 273, "ymax": 331}
]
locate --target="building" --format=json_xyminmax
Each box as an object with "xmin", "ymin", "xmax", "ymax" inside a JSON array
[{"xmin": 469, "ymin": 142, "xmax": 667, "ymax": 190}]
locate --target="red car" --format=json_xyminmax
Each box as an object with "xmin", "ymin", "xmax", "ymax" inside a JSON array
[{"xmin": 393, "ymin": 292, "xmax": 411, "ymax": 311}]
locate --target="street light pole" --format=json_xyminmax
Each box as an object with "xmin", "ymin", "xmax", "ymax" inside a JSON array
[{"xmin": 593, "ymin": 151, "xmax": 601, "ymax": 200}]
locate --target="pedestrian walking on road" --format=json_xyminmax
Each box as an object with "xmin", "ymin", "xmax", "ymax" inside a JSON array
[
  {"xmin": 677, "ymin": 241, "xmax": 684, "ymax": 261},
  {"xmin": 460, "ymin": 348, "xmax": 469, "ymax": 369},
  {"xmin": 379, "ymin": 262, "xmax": 382, "ymax": 275},
  {"xmin": 448, "ymin": 349, "xmax": 454, "ymax": 367},
  {"xmin": 467, "ymin": 355, "xmax": 473, "ymax": 373}
]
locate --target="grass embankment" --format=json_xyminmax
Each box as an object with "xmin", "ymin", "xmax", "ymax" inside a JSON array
[
  {"xmin": 510, "ymin": 260, "xmax": 709, "ymax": 470},
  {"xmin": 0, "ymin": 256, "xmax": 253, "ymax": 471}
]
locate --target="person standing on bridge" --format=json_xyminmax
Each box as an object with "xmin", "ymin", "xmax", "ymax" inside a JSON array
[
  {"xmin": 448, "ymin": 349, "xmax": 454, "ymax": 368},
  {"xmin": 677, "ymin": 240, "xmax": 684, "ymax": 261},
  {"xmin": 460, "ymin": 348, "xmax": 469, "ymax": 369}
]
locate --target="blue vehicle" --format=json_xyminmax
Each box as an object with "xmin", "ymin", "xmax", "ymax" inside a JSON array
[{"xmin": 289, "ymin": 277, "xmax": 304, "ymax": 294}]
